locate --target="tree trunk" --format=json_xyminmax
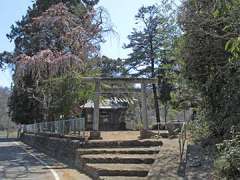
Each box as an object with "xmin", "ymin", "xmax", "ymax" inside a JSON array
[
  {"xmin": 43, "ymin": 94, "xmax": 49, "ymax": 123},
  {"xmin": 184, "ymin": 109, "xmax": 186, "ymax": 122},
  {"xmin": 164, "ymin": 104, "xmax": 167, "ymax": 124},
  {"xmin": 150, "ymin": 36, "xmax": 161, "ymax": 123},
  {"xmin": 139, "ymin": 101, "xmax": 143, "ymax": 124},
  {"xmin": 152, "ymin": 84, "xmax": 161, "ymax": 123}
]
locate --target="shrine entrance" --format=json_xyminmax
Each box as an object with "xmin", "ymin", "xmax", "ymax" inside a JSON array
[{"xmin": 81, "ymin": 77, "xmax": 158, "ymax": 139}]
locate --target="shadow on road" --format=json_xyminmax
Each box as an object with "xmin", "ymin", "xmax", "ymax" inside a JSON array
[
  {"xmin": 0, "ymin": 138, "xmax": 18, "ymax": 142},
  {"xmin": 0, "ymin": 139, "xmax": 70, "ymax": 179}
]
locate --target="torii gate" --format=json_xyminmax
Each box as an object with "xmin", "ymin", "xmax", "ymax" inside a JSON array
[{"xmin": 81, "ymin": 77, "xmax": 158, "ymax": 139}]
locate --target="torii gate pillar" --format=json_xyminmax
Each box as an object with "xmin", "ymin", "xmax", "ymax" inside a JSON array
[
  {"xmin": 141, "ymin": 82, "xmax": 148, "ymax": 129},
  {"xmin": 89, "ymin": 79, "xmax": 102, "ymax": 140},
  {"xmin": 140, "ymin": 82, "xmax": 152, "ymax": 139}
]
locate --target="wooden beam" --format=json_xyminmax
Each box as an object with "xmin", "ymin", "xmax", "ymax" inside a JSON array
[
  {"xmin": 100, "ymin": 88, "xmax": 142, "ymax": 94},
  {"xmin": 81, "ymin": 77, "xmax": 158, "ymax": 84}
]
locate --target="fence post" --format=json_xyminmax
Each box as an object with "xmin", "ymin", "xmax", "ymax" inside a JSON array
[
  {"xmin": 73, "ymin": 118, "xmax": 76, "ymax": 135},
  {"xmin": 82, "ymin": 118, "xmax": 85, "ymax": 138},
  {"xmin": 58, "ymin": 120, "xmax": 60, "ymax": 134},
  {"xmin": 79, "ymin": 118, "xmax": 81, "ymax": 137},
  {"xmin": 62, "ymin": 120, "xmax": 65, "ymax": 135},
  {"xmin": 33, "ymin": 124, "xmax": 35, "ymax": 133}
]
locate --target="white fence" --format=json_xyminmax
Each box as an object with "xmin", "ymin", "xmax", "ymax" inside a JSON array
[{"xmin": 24, "ymin": 118, "xmax": 85, "ymax": 137}]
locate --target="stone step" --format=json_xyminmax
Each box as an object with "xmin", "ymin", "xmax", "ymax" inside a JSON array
[
  {"xmin": 81, "ymin": 154, "xmax": 156, "ymax": 164},
  {"xmin": 84, "ymin": 139, "xmax": 163, "ymax": 148},
  {"xmin": 77, "ymin": 147, "xmax": 160, "ymax": 155},
  {"xmin": 86, "ymin": 163, "xmax": 151, "ymax": 177},
  {"xmin": 100, "ymin": 176, "xmax": 147, "ymax": 180}
]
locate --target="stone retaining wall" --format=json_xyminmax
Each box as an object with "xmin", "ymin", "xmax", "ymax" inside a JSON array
[{"xmin": 21, "ymin": 133, "xmax": 85, "ymax": 166}]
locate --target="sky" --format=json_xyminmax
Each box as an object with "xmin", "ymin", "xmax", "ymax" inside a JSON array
[{"xmin": 0, "ymin": 0, "xmax": 163, "ymax": 87}]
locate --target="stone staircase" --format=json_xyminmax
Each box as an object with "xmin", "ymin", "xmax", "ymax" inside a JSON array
[{"xmin": 76, "ymin": 139, "xmax": 162, "ymax": 180}]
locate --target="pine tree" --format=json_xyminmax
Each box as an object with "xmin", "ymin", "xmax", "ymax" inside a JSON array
[{"xmin": 123, "ymin": 1, "xmax": 178, "ymax": 123}]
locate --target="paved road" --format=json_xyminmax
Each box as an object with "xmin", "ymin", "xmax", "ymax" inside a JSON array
[{"xmin": 0, "ymin": 138, "xmax": 91, "ymax": 180}]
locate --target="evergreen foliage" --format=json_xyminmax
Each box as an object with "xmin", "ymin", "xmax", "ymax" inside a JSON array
[{"xmin": 179, "ymin": 0, "xmax": 240, "ymax": 137}]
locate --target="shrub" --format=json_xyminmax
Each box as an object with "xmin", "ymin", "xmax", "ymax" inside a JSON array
[
  {"xmin": 188, "ymin": 116, "xmax": 211, "ymax": 144},
  {"xmin": 214, "ymin": 135, "xmax": 240, "ymax": 179},
  {"xmin": 135, "ymin": 122, "xmax": 143, "ymax": 131}
]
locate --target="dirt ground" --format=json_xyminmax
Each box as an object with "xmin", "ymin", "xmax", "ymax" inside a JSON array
[
  {"xmin": 86, "ymin": 130, "xmax": 165, "ymax": 141},
  {"xmin": 94, "ymin": 131, "xmax": 141, "ymax": 140},
  {"xmin": 148, "ymin": 138, "xmax": 185, "ymax": 180}
]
